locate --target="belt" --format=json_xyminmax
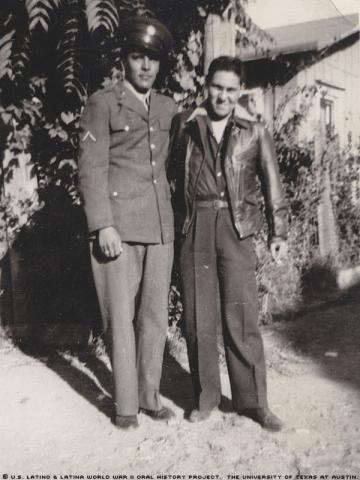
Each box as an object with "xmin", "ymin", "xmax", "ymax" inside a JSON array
[{"xmin": 195, "ymin": 199, "xmax": 229, "ymax": 209}]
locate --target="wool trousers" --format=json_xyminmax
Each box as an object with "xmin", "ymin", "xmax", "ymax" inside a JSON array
[
  {"xmin": 91, "ymin": 241, "xmax": 173, "ymax": 416},
  {"xmin": 180, "ymin": 207, "xmax": 268, "ymax": 411}
]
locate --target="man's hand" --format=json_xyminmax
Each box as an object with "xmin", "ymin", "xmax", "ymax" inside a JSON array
[
  {"xmin": 270, "ymin": 239, "xmax": 288, "ymax": 265},
  {"xmin": 98, "ymin": 226, "xmax": 123, "ymax": 258}
]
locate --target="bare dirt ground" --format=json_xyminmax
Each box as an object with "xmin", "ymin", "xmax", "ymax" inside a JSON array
[{"xmin": 1, "ymin": 289, "xmax": 360, "ymax": 476}]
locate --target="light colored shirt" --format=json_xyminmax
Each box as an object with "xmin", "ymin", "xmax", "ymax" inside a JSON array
[
  {"xmin": 211, "ymin": 114, "xmax": 231, "ymax": 143},
  {"xmin": 123, "ymin": 79, "xmax": 151, "ymax": 111}
]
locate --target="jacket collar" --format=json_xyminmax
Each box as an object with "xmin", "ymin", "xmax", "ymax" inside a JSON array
[
  {"xmin": 113, "ymin": 81, "xmax": 164, "ymax": 121},
  {"xmin": 185, "ymin": 101, "xmax": 254, "ymax": 128}
]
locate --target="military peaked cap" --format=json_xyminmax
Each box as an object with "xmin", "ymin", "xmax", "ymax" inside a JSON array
[{"xmin": 120, "ymin": 16, "xmax": 173, "ymax": 57}]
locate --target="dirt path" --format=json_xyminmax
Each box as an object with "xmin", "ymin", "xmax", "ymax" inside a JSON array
[{"xmin": 1, "ymin": 291, "xmax": 360, "ymax": 476}]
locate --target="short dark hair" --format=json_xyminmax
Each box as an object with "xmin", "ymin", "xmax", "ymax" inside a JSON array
[{"xmin": 206, "ymin": 56, "xmax": 244, "ymax": 84}]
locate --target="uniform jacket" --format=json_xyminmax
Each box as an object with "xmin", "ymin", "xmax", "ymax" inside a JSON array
[
  {"xmin": 169, "ymin": 102, "xmax": 288, "ymax": 240},
  {"xmin": 78, "ymin": 81, "xmax": 177, "ymax": 244}
]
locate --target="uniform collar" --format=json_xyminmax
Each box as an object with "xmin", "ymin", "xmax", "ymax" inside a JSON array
[
  {"xmin": 113, "ymin": 81, "xmax": 163, "ymax": 121},
  {"xmin": 123, "ymin": 79, "xmax": 151, "ymax": 110}
]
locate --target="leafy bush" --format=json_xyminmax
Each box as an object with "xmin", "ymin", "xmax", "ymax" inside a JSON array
[{"xmin": 254, "ymin": 86, "xmax": 360, "ymax": 322}]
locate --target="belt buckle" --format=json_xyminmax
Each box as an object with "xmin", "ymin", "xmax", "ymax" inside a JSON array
[{"xmin": 213, "ymin": 199, "xmax": 222, "ymax": 209}]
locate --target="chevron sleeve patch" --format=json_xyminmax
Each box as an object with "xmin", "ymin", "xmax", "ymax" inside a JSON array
[{"xmin": 82, "ymin": 131, "xmax": 97, "ymax": 142}]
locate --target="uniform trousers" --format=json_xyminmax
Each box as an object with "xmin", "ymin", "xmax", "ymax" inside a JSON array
[
  {"xmin": 91, "ymin": 241, "xmax": 173, "ymax": 416},
  {"xmin": 180, "ymin": 207, "xmax": 268, "ymax": 411}
]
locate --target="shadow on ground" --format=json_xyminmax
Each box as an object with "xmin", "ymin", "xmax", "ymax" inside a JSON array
[
  {"xmin": 271, "ymin": 285, "xmax": 360, "ymax": 394},
  {"xmin": 18, "ymin": 341, "xmax": 194, "ymax": 422}
]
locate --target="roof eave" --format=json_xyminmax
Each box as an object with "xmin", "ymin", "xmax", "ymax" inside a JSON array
[{"xmin": 241, "ymin": 28, "xmax": 359, "ymax": 63}]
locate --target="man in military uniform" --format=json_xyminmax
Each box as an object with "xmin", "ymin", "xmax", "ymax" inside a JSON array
[
  {"xmin": 78, "ymin": 16, "xmax": 177, "ymax": 429},
  {"xmin": 170, "ymin": 56, "xmax": 288, "ymax": 431}
]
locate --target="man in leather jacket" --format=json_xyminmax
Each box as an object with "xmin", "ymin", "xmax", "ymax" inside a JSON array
[{"xmin": 170, "ymin": 56, "xmax": 288, "ymax": 431}]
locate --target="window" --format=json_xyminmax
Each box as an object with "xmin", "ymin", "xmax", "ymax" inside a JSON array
[{"xmin": 321, "ymin": 98, "xmax": 334, "ymax": 137}]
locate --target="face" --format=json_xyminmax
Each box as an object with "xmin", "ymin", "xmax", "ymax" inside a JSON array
[
  {"xmin": 124, "ymin": 51, "xmax": 160, "ymax": 93},
  {"xmin": 207, "ymin": 70, "xmax": 241, "ymax": 120}
]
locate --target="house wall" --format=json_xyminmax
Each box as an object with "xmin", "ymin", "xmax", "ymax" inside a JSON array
[
  {"xmin": 262, "ymin": 38, "xmax": 360, "ymax": 144},
  {"xmin": 267, "ymin": 37, "xmax": 359, "ymax": 258},
  {"xmin": 297, "ymin": 38, "xmax": 359, "ymax": 144}
]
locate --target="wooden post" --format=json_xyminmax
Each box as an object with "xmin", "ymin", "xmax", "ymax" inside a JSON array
[
  {"xmin": 204, "ymin": 7, "xmax": 236, "ymax": 74},
  {"xmin": 315, "ymin": 97, "xmax": 339, "ymax": 258},
  {"xmin": 317, "ymin": 171, "xmax": 339, "ymax": 258}
]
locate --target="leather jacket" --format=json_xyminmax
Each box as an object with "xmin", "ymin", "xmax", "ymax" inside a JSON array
[{"xmin": 169, "ymin": 102, "xmax": 288, "ymax": 240}]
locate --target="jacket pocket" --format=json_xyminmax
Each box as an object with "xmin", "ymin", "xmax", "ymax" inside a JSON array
[
  {"xmin": 110, "ymin": 110, "xmax": 131, "ymax": 132},
  {"xmin": 232, "ymin": 141, "xmax": 258, "ymax": 165},
  {"xmin": 108, "ymin": 180, "xmax": 152, "ymax": 200},
  {"xmin": 110, "ymin": 118, "xmax": 129, "ymax": 133},
  {"xmin": 243, "ymin": 192, "xmax": 257, "ymax": 207}
]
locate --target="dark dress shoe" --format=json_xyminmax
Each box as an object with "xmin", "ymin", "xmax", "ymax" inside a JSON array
[
  {"xmin": 114, "ymin": 414, "xmax": 139, "ymax": 429},
  {"xmin": 140, "ymin": 406, "xmax": 175, "ymax": 421},
  {"xmin": 188, "ymin": 408, "xmax": 214, "ymax": 423},
  {"xmin": 239, "ymin": 407, "xmax": 284, "ymax": 432}
]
